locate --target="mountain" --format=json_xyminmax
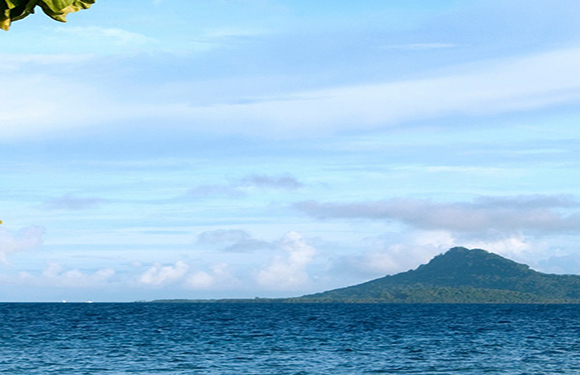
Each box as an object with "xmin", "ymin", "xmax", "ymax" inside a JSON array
[{"xmin": 292, "ymin": 247, "xmax": 580, "ymax": 303}]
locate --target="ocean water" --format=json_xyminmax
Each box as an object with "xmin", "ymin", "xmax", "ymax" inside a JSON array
[{"xmin": 0, "ymin": 303, "xmax": 578, "ymax": 374}]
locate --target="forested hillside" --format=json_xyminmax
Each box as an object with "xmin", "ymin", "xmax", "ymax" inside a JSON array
[{"xmin": 293, "ymin": 247, "xmax": 580, "ymax": 303}]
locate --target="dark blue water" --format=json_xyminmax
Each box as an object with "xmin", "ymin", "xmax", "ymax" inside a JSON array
[{"xmin": 0, "ymin": 303, "xmax": 578, "ymax": 374}]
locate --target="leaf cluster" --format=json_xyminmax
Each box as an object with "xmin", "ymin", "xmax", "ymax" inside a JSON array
[{"xmin": 1, "ymin": 0, "xmax": 94, "ymax": 30}]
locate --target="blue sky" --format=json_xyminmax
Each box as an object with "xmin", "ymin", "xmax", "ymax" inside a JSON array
[{"xmin": 0, "ymin": 0, "xmax": 579, "ymax": 301}]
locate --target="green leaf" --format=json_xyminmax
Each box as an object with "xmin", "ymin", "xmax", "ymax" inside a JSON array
[
  {"xmin": 1, "ymin": 0, "xmax": 94, "ymax": 30},
  {"xmin": 36, "ymin": 0, "xmax": 95, "ymax": 23},
  {"xmin": 0, "ymin": 0, "xmax": 37, "ymax": 30}
]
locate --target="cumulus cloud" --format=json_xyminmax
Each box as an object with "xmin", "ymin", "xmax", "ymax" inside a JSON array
[
  {"xmin": 256, "ymin": 231, "xmax": 317, "ymax": 290},
  {"xmin": 327, "ymin": 228, "xmax": 554, "ymax": 282},
  {"xmin": 185, "ymin": 271, "xmax": 214, "ymax": 289},
  {"xmin": 134, "ymin": 232, "xmax": 320, "ymax": 292},
  {"xmin": 35, "ymin": 261, "xmax": 116, "ymax": 288},
  {"xmin": 139, "ymin": 261, "xmax": 189, "ymax": 286},
  {"xmin": 184, "ymin": 263, "xmax": 236, "ymax": 290},
  {"xmin": 331, "ymin": 231, "xmax": 455, "ymax": 279},
  {"xmin": 0, "ymin": 226, "xmax": 45, "ymax": 264},
  {"xmin": 5, "ymin": 262, "xmax": 116, "ymax": 291},
  {"xmin": 43, "ymin": 194, "xmax": 106, "ymax": 210},
  {"xmin": 136, "ymin": 259, "xmax": 240, "ymax": 291},
  {"xmin": 461, "ymin": 234, "xmax": 534, "ymax": 261},
  {"xmin": 295, "ymin": 195, "xmax": 580, "ymax": 235}
]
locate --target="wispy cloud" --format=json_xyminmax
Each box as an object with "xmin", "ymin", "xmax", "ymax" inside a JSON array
[
  {"xmin": 240, "ymin": 174, "xmax": 304, "ymax": 190},
  {"xmin": 55, "ymin": 26, "xmax": 157, "ymax": 47},
  {"xmin": 3, "ymin": 46, "xmax": 580, "ymax": 141},
  {"xmin": 129, "ymin": 46, "xmax": 580, "ymax": 137},
  {"xmin": 0, "ymin": 53, "xmax": 95, "ymax": 71},
  {"xmin": 0, "ymin": 73, "xmax": 102, "ymax": 139},
  {"xmin": 0, "ymin": 226, "xmax": 45, "ymax": 264},
  {"xmin": 187, "ymin": 173, "xmax": 303, "ymax": 198},
  {"xmin": 380, "ymin": 43, "xmax": 459, "ymax": 50},
  {"xmin": 295, "ymin": 195, "xmax": 580, "ymax": 235},
  {"xmin": 202, "ymin": 27, "xmax": 268, "ymax": 40},
  {"xmin": 187, "ymin": 185, "xmax": 245, "ymax": 198},
  {"xmin": 43, "ymin": 194, "xmax": 106, "ymax": 210},
  {"xmin": 197, "ymin": 229, "xmax": 272, "ymax": 252}
]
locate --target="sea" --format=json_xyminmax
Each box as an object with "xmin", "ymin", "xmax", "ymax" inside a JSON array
[{"xmin": 0, "ymin": 303, "xmax": 578, "ymax": 374}]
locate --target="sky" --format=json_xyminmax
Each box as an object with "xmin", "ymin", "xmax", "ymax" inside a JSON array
[{"xmin": 0, "ymin": 0, "xmax": 579, "ymax": 302}]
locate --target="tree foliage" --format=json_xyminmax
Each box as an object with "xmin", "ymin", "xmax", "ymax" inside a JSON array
[
  {"xmin": 297, "ymin": 247, "xmax": 580, "ymax": 304},
  {"xmin": 1, "ymin": 0, "xmax": 94, "ymax": 30}
]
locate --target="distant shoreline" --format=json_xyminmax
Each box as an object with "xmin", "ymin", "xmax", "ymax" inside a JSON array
[{"xmin": 148, "ymin": 299, "xmax": 580, "ymax": 305}]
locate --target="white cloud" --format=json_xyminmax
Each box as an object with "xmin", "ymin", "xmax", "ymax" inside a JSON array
[
  {"xmin": 0, "ymin": 226, "xmax": 45, "ymax": 264},
  {"xmin": 256, "ymin": 231, "xmax": 317, "ymax": 290},
  {"xmin": 13, "ymin": 261, "xmax": 116, "ymax": 288},
  {"xmin": 0, "ymin": 73, "xmax": 106, "ymax": 139},
  {"xmin": 151, "ymin": 47, "xmax": 580, "ymax": 137},
  {"xmin": 184, "ymin": 263, "xmax": 236, "ymax": 290},
  {"xmin": 462, "ymin": 234, "xmax": 533, "ymax": 262},
  {"xmin": 2, "ymin": 46, "xmax": 580, "ymax": 140},
  {"xmin": 332, "ymin": 231, "xmax": 455, "ymax": 278},
  {"xmin": 328, "ymin": 229, "xmax": 549, "ymax": 281},
  {"xmin": 185, "ymin": 271, "xmax": 214, "ymax": 289},
  {"xmin": 139, "ymin": 260, "xmax": 189, "ymax": 286},
  {"xmin": 0, "ymin": 53, "xmax": 94, "ymax": 71},
  {"xmin": 55, "ymin": 26, "xmax": 157, "ymax": 47},
  {"xmin": 136, "ymin": 259, "xmax": 240, "ymax": 291}
]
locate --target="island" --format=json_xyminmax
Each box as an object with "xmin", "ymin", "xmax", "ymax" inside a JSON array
[{"xmin": 153, "ymin": 247, "xmax": 580, "ymax": 304}]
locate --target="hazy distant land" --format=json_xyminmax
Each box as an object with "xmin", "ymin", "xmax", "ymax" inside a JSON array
[{"xmin": 152, "ymin": 247, "xmax": 580, "ymax": 304}]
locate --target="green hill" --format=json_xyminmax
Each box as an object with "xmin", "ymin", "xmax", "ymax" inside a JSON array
[{"xmin": 292, "ymin": 247, "xmax": 580, "ymax": 303}]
